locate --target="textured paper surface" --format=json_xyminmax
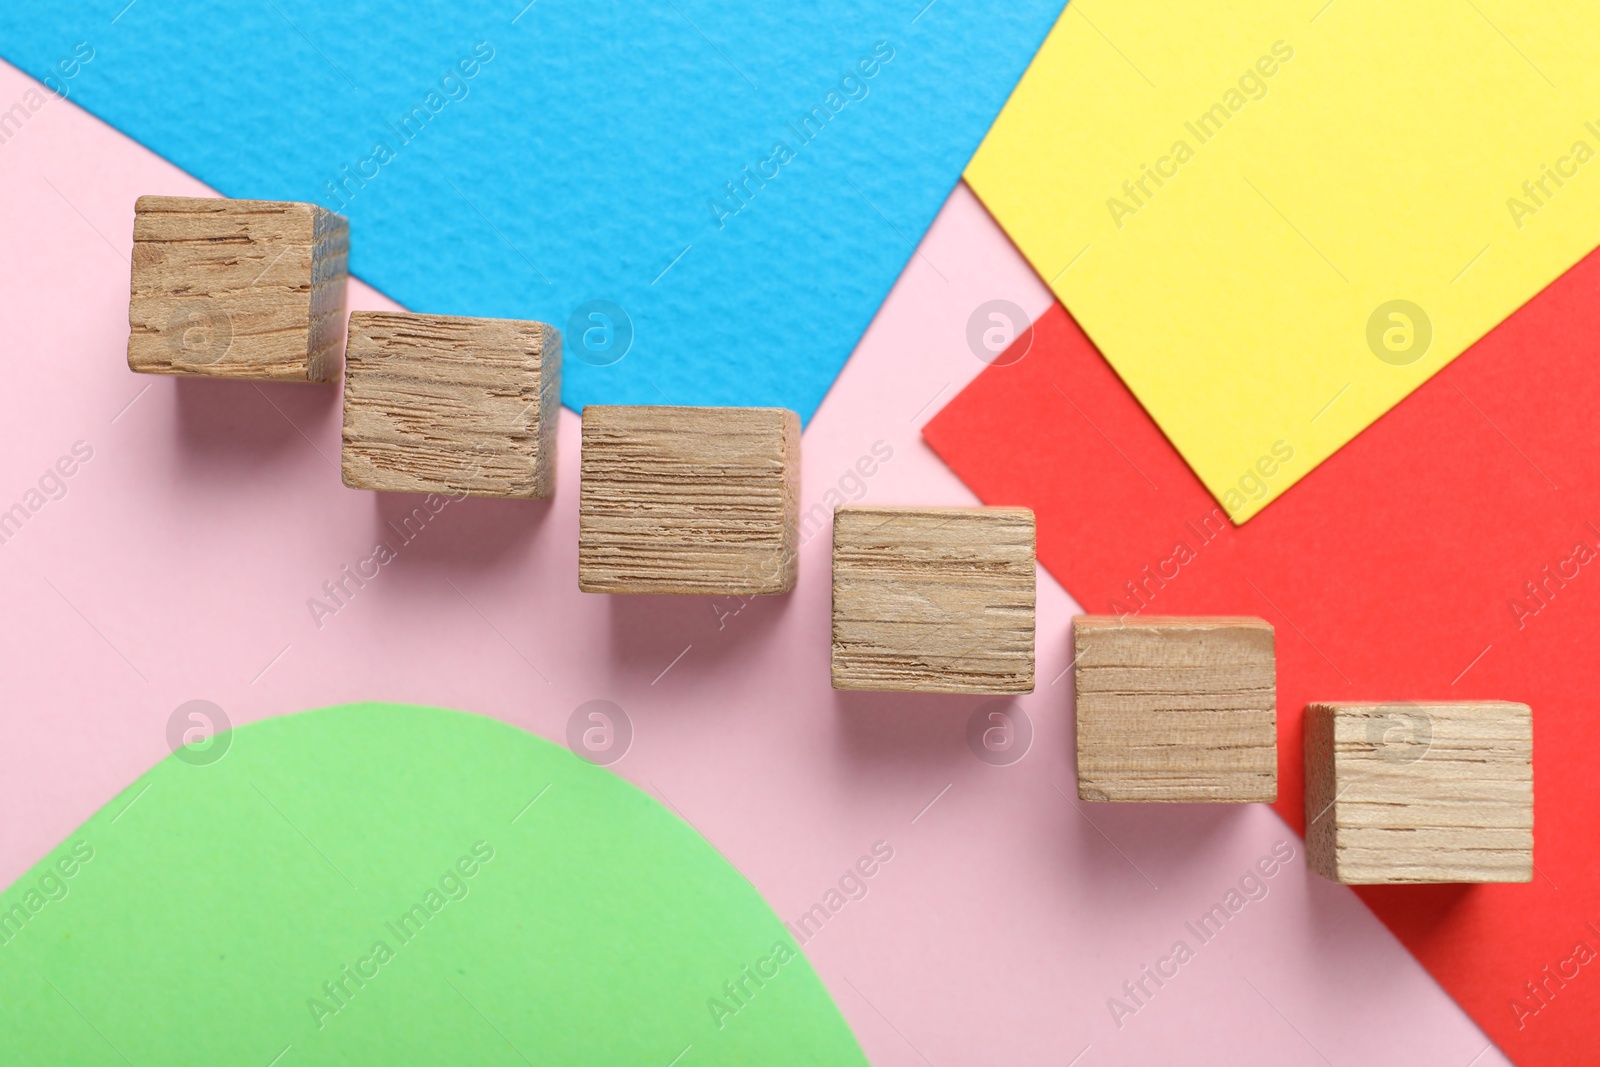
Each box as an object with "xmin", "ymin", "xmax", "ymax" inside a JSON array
[
  {"xmin": 923, "ymin": 244, "xmax": 1600, "ymax": 1064},
  {"xmin": 967, "ymin": 1, "xmax": 1600, "ymax": 520},
  {"xmin": 0, "ymin": 0, "xmax": 1063, "ymax": 422},
  {"xmin": 0, "ymin": 59, "xmax": 1510, "ymax": 1064},
  {"xmin": 0, "ymin": 704, "xmax": 867, "ymax": 1064}
]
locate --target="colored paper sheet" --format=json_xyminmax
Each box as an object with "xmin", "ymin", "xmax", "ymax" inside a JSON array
[
  {"xmin": 0, "ymin": 704, "xmax": 866, "ymax": 1064},
  {"xmin": 921, "ymin": 247, "xmax": 1600, "ymax": 1063},
  {"xmin": 965, "ymin": 2, "xmax": 1600, "ymax": 521},
  {"xmin": 0, "ymin": 1, "xmax": 1062, "ymax": 422}
]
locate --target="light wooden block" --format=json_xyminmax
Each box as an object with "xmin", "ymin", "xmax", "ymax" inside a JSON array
[
  {"xmin": 1073, "ymin": 616, "xmax": 1277, "ymax": 803},
  {"xmin": 127, "ymin": 195, "xmax": 348, "ymax": 381},
  {"xmin": 831, "ymin": 506, "xmax": 1035, "ymax": 694},
  {"xmin": 578, "ymin": 406, "xmax": 799, "ymax": 595},
  {"xmin": 341, "ymin": 312, "xmax": 560, "ymax": 498},
  {"xmin": 1305, "ymin": 701, "xmax": 1533, "ymax": 884}
]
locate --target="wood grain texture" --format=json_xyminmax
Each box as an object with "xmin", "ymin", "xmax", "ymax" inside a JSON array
[
  {"xmin": 341, "ymin": 312, "xmax": 560, "ymax": 498},
  {"xmin": 1074, "ymin": 616, "xmax": 1276, "ymax": 803},
  {"xmin": 127, "ymin": 195, "xmax": 348, "ymax": 381},
  {"xmin": 578, "ymin": 406, "xmax": 799, "ymax": 595},
  {"xmin": 831, "ymin": 506, "xmax": 1035, "ymax": 694},
  {"xmin": 1305, "ymin": 701, "xmax": 1533, "ymax": 884}
]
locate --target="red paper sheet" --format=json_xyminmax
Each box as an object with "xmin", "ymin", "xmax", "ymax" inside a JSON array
[{"xmin": 923, "ymin": 248, "xmax": 1600, "ymax": 1065}]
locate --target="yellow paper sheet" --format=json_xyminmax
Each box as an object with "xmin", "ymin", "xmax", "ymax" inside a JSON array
[{"xmin": 967, "ymin": 0, "xmax": 1600, "ymax": 521}]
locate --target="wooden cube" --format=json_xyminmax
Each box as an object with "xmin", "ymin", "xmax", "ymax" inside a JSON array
[
  {"xmin": 341, "ymin": 312, "xmax": 560, "ymax": 498},
  {"xmin": 831, "ymin": 506, "xmax": 1035, "ymax": 694},
  {"xmin": 127, "ymin": 195, "xmax": 348, "ymax": 381},
  {"xmin": 578, "ymin": 406, "xmax": 799, "ymax": 595},
  {"xmin": 1305, "ymin": 701, "xmax": 1533, "ymax": 884},
  {"xmin": 1073, "ymin": 616, "xmax": 1276, "ymax": 802}
]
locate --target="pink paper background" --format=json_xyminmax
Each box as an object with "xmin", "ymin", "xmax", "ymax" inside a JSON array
[{"xmin": 0, "ymin": 60, "xmax": 1509, "ymax": 1065}]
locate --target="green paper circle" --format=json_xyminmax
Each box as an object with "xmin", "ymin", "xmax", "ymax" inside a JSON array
[{"xmin": 0, "ymin": 704, "xmax": 866, "ymax": 1065}]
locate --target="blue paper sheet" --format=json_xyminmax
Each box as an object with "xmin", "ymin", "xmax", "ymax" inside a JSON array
[{"xmin": 2, "ymin": 1, "xmax": 1065, "ymax": 420}]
